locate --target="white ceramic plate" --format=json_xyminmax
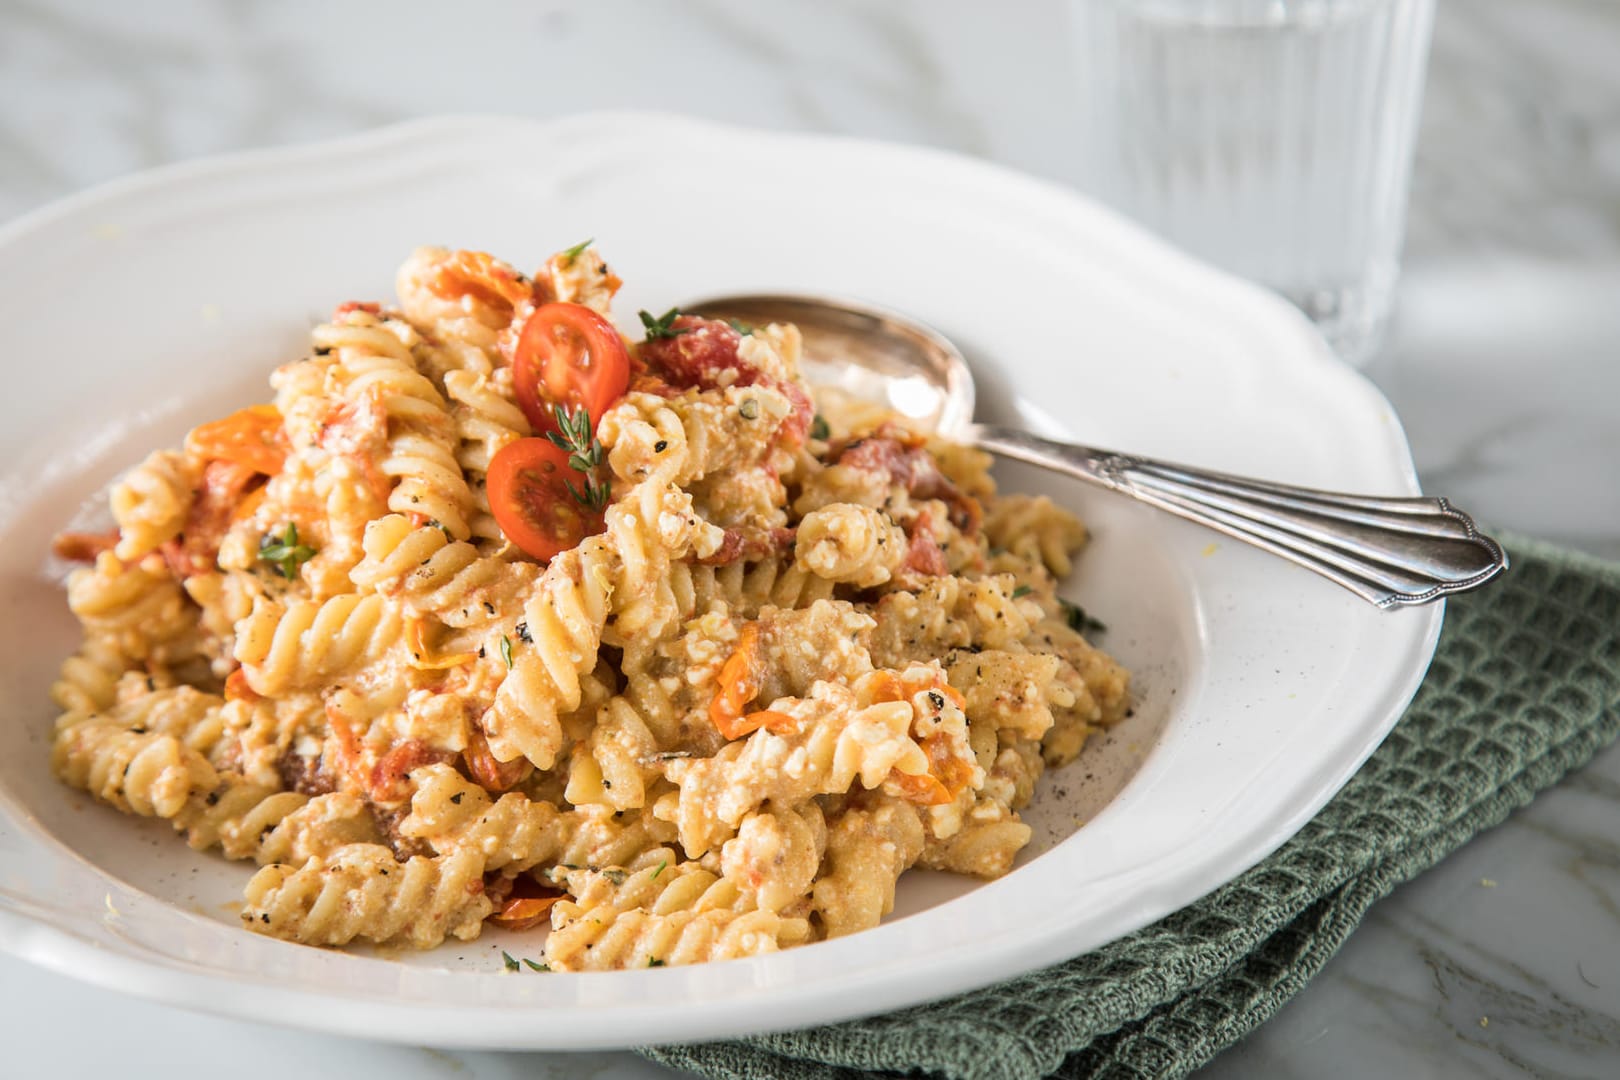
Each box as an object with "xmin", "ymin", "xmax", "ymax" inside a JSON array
[{"xmin": 0, "ymin": 114, "xmax": 1440, "ymax": 1049}]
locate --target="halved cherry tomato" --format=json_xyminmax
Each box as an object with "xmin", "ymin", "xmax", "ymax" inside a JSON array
[
  {"xmin": 511, "ymin": 302, "xmax": 630, "ymax": 435},
  {"xmin": 486, "ymin": 437, "xmax": 606, "ymax": 561}
]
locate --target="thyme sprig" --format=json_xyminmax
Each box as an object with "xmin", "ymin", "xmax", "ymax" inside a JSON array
[
  {"xmin": 559, "ymin": 237, "xmax": 593, "ymax": 264},
  {"xmin": 546, "ymin": 403, "xmax": 611, "ymax": 511},
  {"xmin": 638, "ymin": 308, "xmax": 687, "ymax": 341},
  {"xmin": 258, "ymin": 523, "xmax": 316, "ymax": 580},
  {"xmin": 1058, "ymin": 598, "xmax": 1108, "ymax": 637}
]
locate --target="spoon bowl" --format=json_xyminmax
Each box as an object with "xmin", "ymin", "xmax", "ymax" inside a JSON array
[
  {"xmin": 686, "ymin": 294, "xmax": 976, "ymax": 436},
  {"xmin": 684, "ymin": 293, "xmax": 1508, "ymax": 609}
]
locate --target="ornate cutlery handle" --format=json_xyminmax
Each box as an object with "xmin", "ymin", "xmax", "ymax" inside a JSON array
[{"xmin": 969, "ymin": 425, "xmax": 1507, "ymax": 608}]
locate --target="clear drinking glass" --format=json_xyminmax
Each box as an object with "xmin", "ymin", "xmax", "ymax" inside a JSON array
[{"xmin": 1071, "ymin": 0, "xmax": 1436, "ymax": 363}]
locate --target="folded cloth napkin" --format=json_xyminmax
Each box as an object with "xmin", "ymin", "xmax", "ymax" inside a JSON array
[{"xmin": 641, "ymin": 535, "xmax": 1620, "ymax": 1080}]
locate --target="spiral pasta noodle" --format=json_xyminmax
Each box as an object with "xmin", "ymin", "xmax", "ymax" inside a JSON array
[
  {"xmin": 52, "ymin": 712, "xmax": 217, "ymax": 819},
  {"xmin": 812, "ymin": 795, "xmax": 926, "ymax": 938},
  {"xmin": 233, "ymin": 593, "xmax": 402, "ymax": 695},
  {"xmin": 443, "ymin": 369, "xmax": 531, "ymax": 542},
  {"xmin": 51, "ymin": 637, "xmax": 130, "ymax": 714},
  {"xmin": 320, "ymin": 311, "xmax": 475, "ymax": 539},
  {"xmin": 401, "ymin": 763, "xmax": 567, "ymax": 871},
  {"xmin": 67, "ymin": 553, "xmax": 196, "ymax": 664},
  {"xmin": 351, "ymin": 513, "xmax": 535, "ymax": 625},
  {"xmin": 179, "ymin": 782, "xmax": 380, "ymax": 863},
  {"xmin": 242, "ymin": 843, "xmax": 492, "ymax": 949},
  {"xmin": 671, "ymin": 557, "xmax": 836, "ymax": 620},
  {"xmin": 983, "ymin": 493, "xmax": 1088, "ymax": 577},
  {"xmin": 795, "ymin": 503, "xmax": 907, "ymax": 587},
  {"xmin": 545, "ymin": 847, "xmax": 810, "ymax": 971},
  {"xmin": 109, "ymin": 450, "xmax": 200, "ymax": 561}
]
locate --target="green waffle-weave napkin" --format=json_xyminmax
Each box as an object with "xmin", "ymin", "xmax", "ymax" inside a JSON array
[{"xmin": 640, "ymin": 535, "xmax": 1620, "ymax": 1080}]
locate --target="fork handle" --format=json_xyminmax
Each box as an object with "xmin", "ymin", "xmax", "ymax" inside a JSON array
[{"xmin": 968, "ymin": 424, "xmax": 1507, "ymax": 609}]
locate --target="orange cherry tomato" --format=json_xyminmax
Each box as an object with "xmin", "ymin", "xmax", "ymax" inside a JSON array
[
  {"xmin": 488, "ymin": 894, "xmax": 562, "ymax": 932},
  {"xmin": 486, "ymin": 437, "xmax": 606, "ymax": 561},
  {"xmin": 486, "ymin": 875, "xmax": 565, "ymax": 932},
  {"xmin": 511, "ymin": 303, "xmax": 629, "ymax": 435},
  {"xmin": 186, "ymin": 404, "xmax": 288, "ymax": 476},
  {"xmin": 709, "ymin": 624, "xmax": 765, "ymax": 738}
]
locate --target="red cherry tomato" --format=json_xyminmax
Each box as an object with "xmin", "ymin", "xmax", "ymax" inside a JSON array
[
  {"xmin": 486, "ymin": 437, "xmax": 606, "ymax": 561},
  {"xmin": 511, "ymin": 302, "xmax": 630, "ymax": 434}
]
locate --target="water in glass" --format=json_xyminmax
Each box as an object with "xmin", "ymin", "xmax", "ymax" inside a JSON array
[{"xmin": 1072, "ymin": 0, "xmax": 1436, "ymax": 363}]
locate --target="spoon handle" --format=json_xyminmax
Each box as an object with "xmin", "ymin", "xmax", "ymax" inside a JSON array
[{"xmin": 968, "ymin": 424, "xmax": 1507, "ymax": 608}]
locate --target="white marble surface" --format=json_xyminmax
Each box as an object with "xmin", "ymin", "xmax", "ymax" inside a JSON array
[{"xmin": 2, "ymin": 0, "xmax": 1617, "ymax": 1076}]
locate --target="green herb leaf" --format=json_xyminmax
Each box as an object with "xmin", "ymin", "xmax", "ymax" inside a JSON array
[
  {"xmin": 1011, "ymin": 584, "xmax": 1033, "ymax": 599},
  {"xmin": 647, "ymin": 957, "xmax": 666, "ymax": 967},
  {"xmin": 545, "ymin": 403, "xmax": 611, "ymax": 510},
  {"xmin": 725, "ymin": 318, "xmax": 754, "ymax": 336},
  {"xmin": 638, "ymin": 308, "xmax": 687, "ymax": 341},
  {"xmin": 502, "ymin": 950, "xmax": 520, "ymax": 973},
  {"xmin": 809, "ymin": 414, "xmax": 830, "ymax": 441},
  {"xmin": 500, "ymin": 634, "xmax": 514, "ymax": 669},
  {"xmin": 258, "ymin": 523, "xmax": 317, "ymax": 580},
  {"xmin": 523, "ymin": 958, "xmax": 549, "ymax": 972},
  {"xmin": 603, "ymin": 868, "xmax": 628, "ymax": 886},
  {"xmin": 564, "ymin": 476, "xmax": 611, "ymax": 512},
  {"xmin": 650, "ymin": 858, "xmax": 668, "ymax": 881},
  {"xmin": 559, "ymin": 238, "xmax": 594, "ymax": 264},
  {"xmin": 1058, "ymin": 598, "xmax": 1108, "ymax": 636}
]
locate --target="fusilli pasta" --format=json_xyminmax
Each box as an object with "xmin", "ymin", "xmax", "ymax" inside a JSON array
[{"xmin": 47, "ymin": 242, "xmax": 1130, "ymax": 968}]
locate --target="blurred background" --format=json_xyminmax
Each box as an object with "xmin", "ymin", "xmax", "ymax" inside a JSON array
[{"xmin": 2, "ymin": 1, "xmax": 1617, "ymax": 1077}]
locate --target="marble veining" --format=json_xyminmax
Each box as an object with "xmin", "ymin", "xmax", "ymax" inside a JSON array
[{"xmin": 2, "ymin": 0, "xmax": 1618, "ymax": 1077}]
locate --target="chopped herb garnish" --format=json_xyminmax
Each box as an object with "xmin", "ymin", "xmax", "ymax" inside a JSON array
[
  {"xmin": 546, "ymin": 403, "xmax": 604, "ymax": 471},
  {"xmin": 726, "ymin": 318, "xmax": 754, "ymax": 336},
  {"xmin": 515, "ymin": 620, "xmax": 533, "ymax": 644},
  {"xmin": 647, "ymin": 957, "xmax": 665, "ymax": 968},
  {"xmin": 565, "ymin": 475, "xmax": 611, "ymax": 513},
  {"xmin": 559, "ymin": 237, "xmax": 594, "ymax": 264},
  {"xmin": 258, "ymin": 523, "xmax": 316, "ymax": 580},
  {"xmin": 738, "ymin": 398, "xmax": 759, "ymax": 420},
  {"xmin": 638, "ymin": 308, "xmax": 687, "ymax": 341},
  {"xmin": 603, "ymin": 868, "xmax": 628, "ymax": 886},
  {"xmin": 424, "ymin": 518, "xmax": 452, "ymax": 538},
  {"xmin": 523, "ymin": 958, "xmax": 549, "ymax": 972},
  {"xmin": 1058, "ymin": 598, "xmax": 1108, "ymax": 636},
  {"xmin": 500, "ymin": 634, "xmax": 514, "ymax": 669},
  {"xmin": 809, "ymin": 413, "xmax": 830, "ymax": 441},
  {"xmin": 502, "ymin": 950, "xmax": 520, "ymax": 973},
  {"xmin": 546, "ymin": 403, "xmax": 611, "ymax": 510},
  {"xmin": 1011, "ymin": 584, "xmax": 1033, "ymax": 599},
  {"xmin": 650, "ymin": 858, "xmax": 668, "ymax": 881}
]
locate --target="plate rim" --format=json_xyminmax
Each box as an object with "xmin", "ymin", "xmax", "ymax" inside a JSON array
[{"xmin": 0, "ymin": 111, "xmax": 1443, "ymax": 1049}]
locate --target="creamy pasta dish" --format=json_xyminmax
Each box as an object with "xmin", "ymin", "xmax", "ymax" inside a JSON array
[{"xmin": 48, "ymin": 243, "xmax": 1128, "ymax": 970}]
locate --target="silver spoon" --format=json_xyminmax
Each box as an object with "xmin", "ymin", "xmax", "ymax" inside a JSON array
[{"xmin": 684, "ymin": 293, "xmax": 1507, "ymax": 609}]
